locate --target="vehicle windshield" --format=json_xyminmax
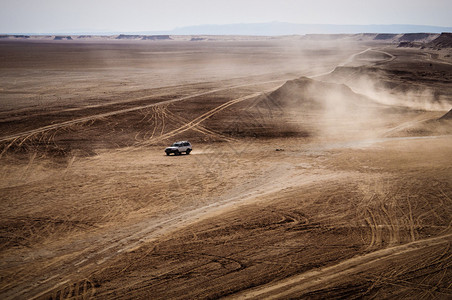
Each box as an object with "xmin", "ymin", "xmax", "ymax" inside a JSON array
[{"xmin": 172, "ymin": 143, "xmax": 181, "ymax": 147}]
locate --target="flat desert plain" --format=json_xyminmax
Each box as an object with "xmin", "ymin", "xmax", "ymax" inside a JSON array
[{"xmin": 0, "ymin": 36, "xmax": 451, "ymax": 299}]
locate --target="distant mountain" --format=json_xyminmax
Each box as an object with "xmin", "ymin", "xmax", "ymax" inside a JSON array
[
  {"xmin": 4, "ymin": 23, "xmax": 451, "ymax": 36},
  {"xmin": 163, "ymin": 22, "xmax": 452, "ymax": 36}
]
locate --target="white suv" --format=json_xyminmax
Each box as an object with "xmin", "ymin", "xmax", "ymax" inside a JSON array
[{"xmin": 165, "ymin": 141, "xmax": 192, "ymax": 156}]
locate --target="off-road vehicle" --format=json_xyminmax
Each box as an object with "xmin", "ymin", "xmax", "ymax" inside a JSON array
[{"xmin": 165, "ymin": 141, "xmax": 192, "ymax": 156}]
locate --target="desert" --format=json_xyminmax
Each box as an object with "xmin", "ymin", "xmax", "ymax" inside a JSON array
[{"xmin": 0, "ymin": 33, "xmax": 451, "ymax": 299}]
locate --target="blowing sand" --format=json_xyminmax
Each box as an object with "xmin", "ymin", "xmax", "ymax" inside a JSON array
[{"xmin": 0, "ymin": 37, "xmax": 451, "ymax": 299}]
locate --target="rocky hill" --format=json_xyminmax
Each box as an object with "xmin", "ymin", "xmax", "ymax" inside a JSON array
[
  {"xmin": 398, "ymin": 33, "xmax": 439, "ymax": 42},
  {"xmin": 427, "ymin": 32, "xmax": 452, "ymax": 49},
  {"xmin": 398, "ymin": 32, "xmax": 452, "ymax": 49}
]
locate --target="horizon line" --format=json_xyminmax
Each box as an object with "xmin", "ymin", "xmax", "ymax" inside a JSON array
[{"xmin": 2, "ymin": 22, "xmax": 452, "ymax": 36}]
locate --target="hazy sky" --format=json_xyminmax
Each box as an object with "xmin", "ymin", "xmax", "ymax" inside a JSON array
[{"xmin": 1, "ymin": 0, "xmax": 451, "ymax": 33}]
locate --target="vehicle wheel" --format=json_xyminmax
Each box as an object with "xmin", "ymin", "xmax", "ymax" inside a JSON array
[
  {"xmin": 166, "ymin": 152, "xmax": 170, "ymax": 156},
  {"xmin": 186, "ymin": 149, "xmax": 191, "ymax": 155}
]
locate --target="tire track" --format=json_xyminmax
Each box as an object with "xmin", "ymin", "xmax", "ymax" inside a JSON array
[
  {"xmin": 226, "ymin": 233, "xmax": 452, "ymax": 299},
  {"xmin": 0, "ymin": 80, "xmax": 285, "ymax": 143},
  {"xmin": 141, "ymin": 92, "xmax": 261, "ymax": 144},
  {"xmin": 5, "ymin": 170, "xmax": 347, "ymax": 300},
  {"xmin": 162, "ymin": 108, "xmax": 235, "ymax": 142},
  {"xmin": 0, "ymin": 47, "xmax": 380, "ymax": 146}
]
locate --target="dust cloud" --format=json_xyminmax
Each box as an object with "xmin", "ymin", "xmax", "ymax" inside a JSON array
[
  {"xmin": 347, "ymin": 75, "xmax": 451, "ymax": 111},
  {"xmin": 1, "ymin": 37, "xmax": 451, "ymax": 300},
  {"xmin": 266, "ymin": 77, "xmax": 385, "ymax": 140}
]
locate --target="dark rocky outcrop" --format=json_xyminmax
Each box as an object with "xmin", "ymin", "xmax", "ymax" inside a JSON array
[
  {"xmin": 399, "ymin": 33, "xmax": 438, "ymax": 42},
  {"xmin": 427, "ymin": 32, "xmax": 452, "ymax": 49},
  {"xmin": 116, "ymin": 34, "xmax": 172, "ymax": 40},
  {"xmin": 53, "ymin": 36, "xmax": 72, "ymax": 40},
  {"xmin": 141, "ymin": 35, "xmax": 172, "ymax": 40},
  {"xmin": 374, "ymin": 34, "xmax": 399, "ymax": 40},
  {"xmin": 397, "ymin": 41, "xmax": 424, "ymax": 48}
]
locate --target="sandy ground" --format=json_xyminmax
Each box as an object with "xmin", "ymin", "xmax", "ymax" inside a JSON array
[{"xmin": 0, "ymin": 38, "xmax": 451, "ymax": 299}]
